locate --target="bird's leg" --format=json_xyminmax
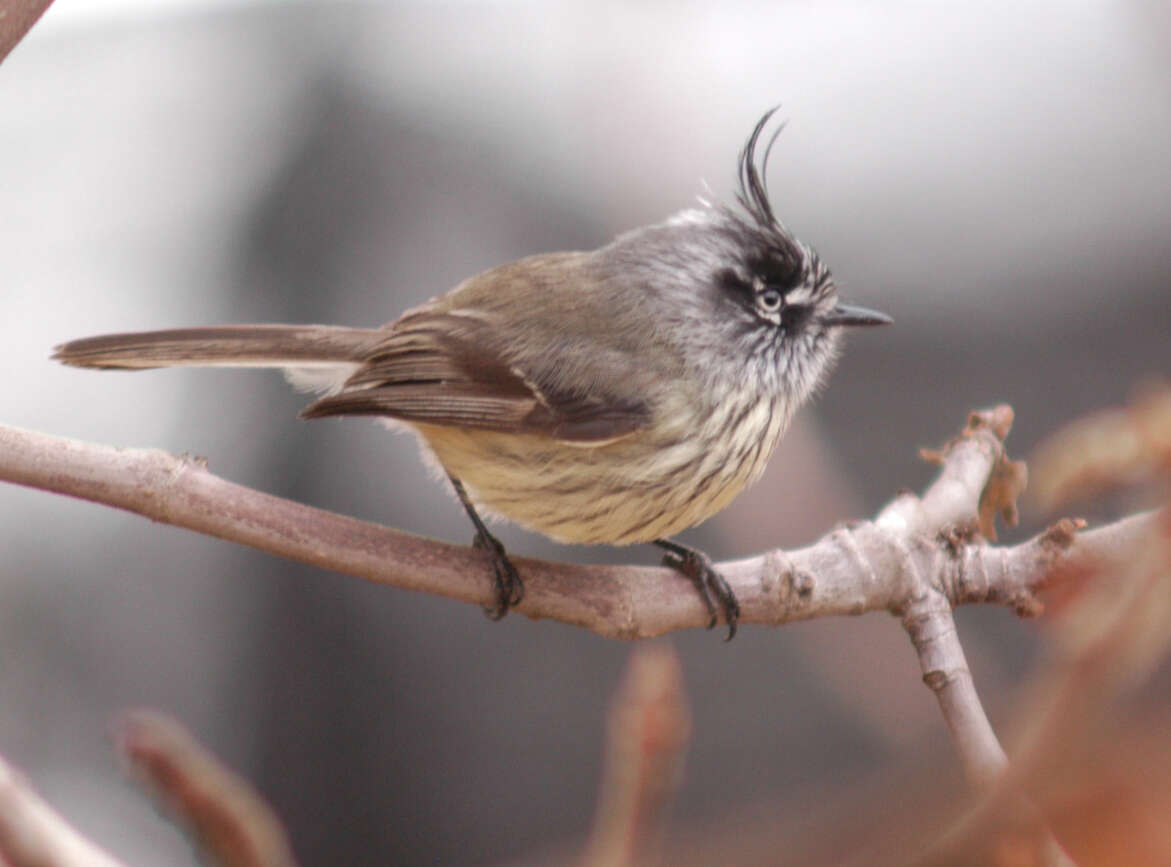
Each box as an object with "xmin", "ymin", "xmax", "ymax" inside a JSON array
[
  {"xmin": 653, "ymin": 538, "xmax": 740, "ymax": 641},
  {"xmin": 448, "ymin": 474, "xmax": 523, "ymax": 619}
]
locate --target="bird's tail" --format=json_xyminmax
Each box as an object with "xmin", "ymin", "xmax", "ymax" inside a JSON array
[
  {"xmin": 53, "ymin": 324, "xmax": 383, "ymax": 369},
  {"xmin": 52, "ymin": 324, "xmax": 384, "ymax": 393}
]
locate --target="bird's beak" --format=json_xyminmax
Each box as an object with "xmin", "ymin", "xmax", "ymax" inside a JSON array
[{"xmin": 824, "ymin": 304, "xmax": 893, "ymax": 328}]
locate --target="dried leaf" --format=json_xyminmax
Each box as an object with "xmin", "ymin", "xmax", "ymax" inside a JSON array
[{"xmin": 978, "ymin": 457, "xmax": 1028, "ymax": 541}]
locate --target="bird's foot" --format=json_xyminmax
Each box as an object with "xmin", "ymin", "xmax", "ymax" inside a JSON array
[
  {"xmin": 473, "ymin": 529, "xmax": 524, "ymax": 620},
  {"xmin": 654, "ymin": 539, "xmax": 740, "ymax": 641}
]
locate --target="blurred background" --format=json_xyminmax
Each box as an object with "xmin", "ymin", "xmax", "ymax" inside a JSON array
[{"xmin": 1, "ymin": 1, "xmax": 1168, "ymax": 863}]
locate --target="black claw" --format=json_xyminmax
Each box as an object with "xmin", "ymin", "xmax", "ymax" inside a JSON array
[
  {"xmin": 474, "ymin": 531, "xmax": 523, "ymax": 619},
  {"xmin": 654, "ymin": 539, "xmax": 740, "ymax": 640},
  {"xmin": 449, "ymin": 474, "xmax": 525, "ymax": 619},
  {"xmin": 660, "ymin": 550, "xmax": 718, "ymax": 629}
]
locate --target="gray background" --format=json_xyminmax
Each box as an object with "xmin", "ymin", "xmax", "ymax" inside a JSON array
[{"xmin": 1, "ymin": 2, "xmax": 1168, "ymax": 863}]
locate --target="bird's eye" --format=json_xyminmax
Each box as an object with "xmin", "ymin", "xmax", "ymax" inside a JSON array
[{"xmin": 758, "ymin": 288, "xmax": 783, "ymax": 312}]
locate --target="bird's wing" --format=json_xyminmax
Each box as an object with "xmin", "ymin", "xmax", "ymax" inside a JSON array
[{"xmin": 299, "ymin": 311, "xmax": 650, "ymax": 444}]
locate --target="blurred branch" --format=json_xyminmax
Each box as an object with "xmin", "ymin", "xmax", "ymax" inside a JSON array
[
  {"xmin": 117, "ymin": 711, "xmax": 299, "ymax": 867},
  {"xmin": 583, "ymin": 644, "xmax": 690, "ymax": 867},
  {"xmin": 0, "ymin": 712, "xmax": 297, "ymax": 867},
  {"xmin": 1029, "ymin": 382, "xmax": 1171, "ymax": 511},
  {"xmin": 0, "ymin": 751, "xmax": 126, "ymax": 867},
  {"xmin": 0, "ymin": 0, "xmax": 55, "ymax": 64}
]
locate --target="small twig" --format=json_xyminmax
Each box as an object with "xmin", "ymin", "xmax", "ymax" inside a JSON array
[
  {"xmin": 117, "ymin": 711, "xmax": 299, "ymax": 867},
  {"xmin": 882, "ymin": 410, "xmax": 1015, "ymax": 783},
  {"xmin": 0, "ymin": 751, "xmax": 126, "ymax": 867},
  {"xmin": 582, "ymin": 644, "xmax": 690, "ymax": 867},
  {"xmin": 903, "ymin": 595, "xmax": 1007, "ymax": 784}
]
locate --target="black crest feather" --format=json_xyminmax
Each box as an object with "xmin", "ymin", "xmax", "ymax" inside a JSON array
[{"xmin": 736, "ymin": 107, "xmax": 787, "ymax": 230}]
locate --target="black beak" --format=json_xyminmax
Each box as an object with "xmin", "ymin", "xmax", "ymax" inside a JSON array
[{"xmin": 824, "ymin": 304, "xmax": 893, "ymax": 328}]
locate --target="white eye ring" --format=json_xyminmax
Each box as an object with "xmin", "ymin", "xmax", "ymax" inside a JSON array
[{"xmin": 758, "ymin": 288, "xmax": 783, "ymax": 312}]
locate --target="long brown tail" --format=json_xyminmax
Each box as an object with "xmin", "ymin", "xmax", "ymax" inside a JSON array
[{"xmin": 53, "ymin": 325, "xmax": 384, "ymax": 370}]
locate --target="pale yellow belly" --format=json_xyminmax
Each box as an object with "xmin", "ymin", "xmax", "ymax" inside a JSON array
[{"xmin": 411, "ymin": 395, "xmax": 789, "ymax": 545}]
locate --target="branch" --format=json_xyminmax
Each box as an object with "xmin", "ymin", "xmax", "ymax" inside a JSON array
[
  {"xmin": 117, "ymin": 711, "xmax": 299, "ymax": 867},
  {"xmin": 0, "ymin": 752, "xmax": 126, "ymax": 867},
  {"xmin": 0, "ymin": 712, "xmax": 298, "ymax": 867},
  {"xmin": 0, "ymin": 417, "xmax": 1152, "ymax": 639},
  {"xmin": 0, "ymin": 0, "xmax": 56, "ymax": 64},
  {"xmin": 918, "ymin": 509, "xmax": 1171, "ymax": 866},
  {"xmin": 5, "ymin": 408, "xmax": 1154, "ymax": 862},
  {"xmin": 583, "ymin": 644, "xmax": 690, "ymax": 867}
]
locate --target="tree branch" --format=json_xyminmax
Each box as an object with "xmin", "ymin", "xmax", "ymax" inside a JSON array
[
  {"xmin": 583, "ymin": 644, "xmax": 690, "ymax": 867},
  {"xmin": 0, "ymin": 416, "xmax": 1153, "ymax": 639},
  {"xmin": 0, "ymin": 0, "xmax": 56, "ymax": 64},
  {"xmin": 0, "ymin": 752, "xmax": 126, "ymax": 867},
  {"xmin": 117, "ymin": 711, "xmax": 299, "ymax": 867},
  {"xmin": 4, "ymin": 408, "xmax": 1156, "ymax": 863}
]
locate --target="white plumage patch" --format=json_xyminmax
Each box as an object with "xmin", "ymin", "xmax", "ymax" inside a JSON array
[{"xmin": 282, "ymin": 363, "xmax": 360, "ymax": 395}]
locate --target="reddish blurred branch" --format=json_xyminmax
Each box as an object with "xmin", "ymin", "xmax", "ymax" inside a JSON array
[
  {"xmin": 0, "ymin": 713, "xmax": 299, "ymax": 867},
  {"xmin": 583, "ymin": 644, "xmax": 691, "ymax": 867},
  {"xmin": 117, "ymin": 711, "xmax": 299, "ymax": 867}
]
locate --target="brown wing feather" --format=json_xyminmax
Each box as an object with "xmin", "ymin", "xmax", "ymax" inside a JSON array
[{"xmin": 300, "ymin": 312, "xmax": 649, "ymax": 443}]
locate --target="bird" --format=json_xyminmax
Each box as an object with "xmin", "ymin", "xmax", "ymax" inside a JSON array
[{"xmin": 53, "ymin": 109, "xmax": 891, "ymax": 639}]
